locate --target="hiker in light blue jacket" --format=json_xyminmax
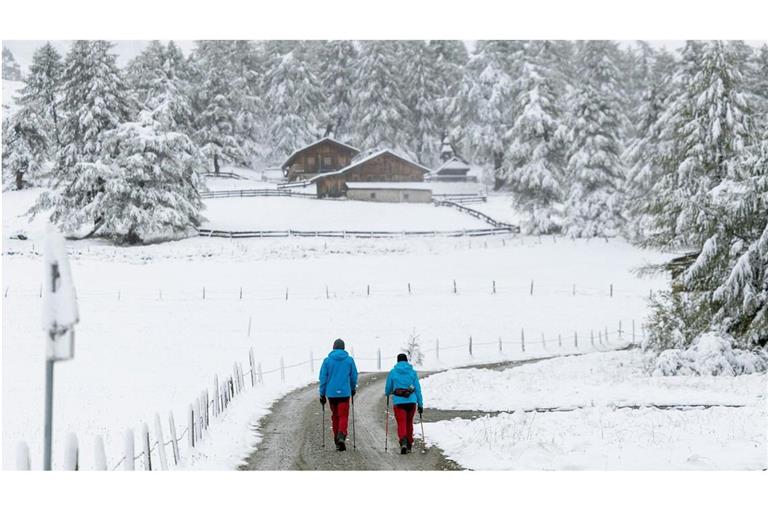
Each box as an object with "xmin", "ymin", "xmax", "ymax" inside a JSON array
[
  {"xmin": 319, "ymin": 339, "xmax": 358, "ymax": 451},
  {"xmin": 384, "ymin": 353, "xmax": 423, "ymax": 454}
]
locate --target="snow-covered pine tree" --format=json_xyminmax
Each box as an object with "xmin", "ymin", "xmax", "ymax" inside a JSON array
[
  {"xmin": 348, "ymin": 41, "xmax": 409, "ymax": 152},
  {"xmin": 125, "ymin": 40, "xmax": 166, "ymax": 108},
  {"xmin": 624, "ymin": 48, "xmax": 676, "ymax": 241},
  {"xmin": 428, "ymin": 40, "xmax": 469, "ymax": 143},
  {"xmin": 402, "ymin": 41, "xmax": 441, "ymax": 165},
  {"xmin": 501, "ymin": 41, "xmax": 568, "ymax": 234},
  {"xmin": 190, "ymin": 41, "xmax": 246, "ymax": 173},
  {"xmin": 2, "ymin": 109, "xmax": 48, "ymax": 190},
  {"xmin": 563, "ymin": 40, "xmax": 627, "ymax": 237},
  {"xmin": 460, "ymin": 41, "xmax": 518, "ymax": 190},
  {"xmin": 262, "ymin": 43, "xmax": 324, "ymax": 161},
  {"xmin": 2, "ymin": 47, "xmax": 23, "ymax": 81},
  {"xmin": 315, "ymin": 40, "xmax": 358, "ymax": 139},
  {"xmin": 641, "ymin": 41, "xmax": 754, "ymax": 250},
  {"xmin": 750, "ymin": 45, "xmax": 768, "ymax": 124},
  {"xmin": 638, "ymin": 41, "xmax": 763, "ymax": 352},
  {"xmin": 29, "ymin": 40, "xmax": 131, "ymax": 234},
  {"xmin": 16, "ymin": 42, "xmax": 63, "ymax": 151},
  {"xmin": 81, "ymin": 111, "xmax": 206, "ymax": 244}
]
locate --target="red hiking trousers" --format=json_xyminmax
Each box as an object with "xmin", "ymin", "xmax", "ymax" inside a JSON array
[
  {"xmin": 393, "ymin": 403, "xmax": 416, "ymax": 444},
  {"xmin": 328, "ymin": 397, "xmax": 350, "ymax": 436}
]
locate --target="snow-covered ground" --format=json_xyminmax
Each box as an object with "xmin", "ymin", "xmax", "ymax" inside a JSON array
[
  {"xmin": 201, "ymin": 196, "xmax": 491, "ymax": 231},
  {"xmin": 470, "ymin": 194, "xmax": 527, "ymax": 226},
  {"xmin": 422, "ymin": 350, "xmax": 767, "ymax": 470},
  {"xmin": 2, "ymin": 187, "xmax": 673, "ymax": 469},
  {"xmin": 203, "ymin": 176, "xmax": 277, "ymax": 192}
]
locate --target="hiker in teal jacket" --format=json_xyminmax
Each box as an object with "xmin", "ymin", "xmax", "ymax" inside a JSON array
[
  {"xmin": 319, "ymin": 339, "xmax": 358, "ymax": 451},
  {"xmin": 384, "ymin": 353, "xmax": 423, "ymax": 454}
]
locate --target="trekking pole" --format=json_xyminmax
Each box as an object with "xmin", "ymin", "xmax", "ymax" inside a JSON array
[
  {"xmin": 384, "ymin": 395, "xmax": 390, "ymax": 452},
  {"xmin": 321, "ymin": 402, "xmax": 326, "ymax": 450},
  {"xmin": 419, "ymin": 410, "xmax": 427, "ymax": 454},
  {"xmin": 351, "ymin": 395, "xmax": 356, "ymax": 450}
]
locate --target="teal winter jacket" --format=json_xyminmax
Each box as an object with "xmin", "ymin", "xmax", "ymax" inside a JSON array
[
  {"xmin": 319, "ymin": 349, "xmax": 358, "ymax": 398},
  {"xmin": 384, "ymin": 361, "xmax": 423, "ymax": 408}
]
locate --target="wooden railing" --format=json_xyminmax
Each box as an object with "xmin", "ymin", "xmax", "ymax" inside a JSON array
[
  {"xmin": 200, "ymin": 189, "xmax": 316, "ymax": 199},
  {"xmin": 434, "ymin": 200, "xmax": 520, "ymax": 233},
  {"xmin": 196, "ymin": 227, "xmax": 515, "ymax": 239}
]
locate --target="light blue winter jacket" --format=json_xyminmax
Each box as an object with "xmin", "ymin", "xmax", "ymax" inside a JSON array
[
  {"xmin": 384, "ymin": 361, "xmax": 423, "ymax": 408},
  {"xmin": 319, "ymin": 349, "xmax": 358, "ymax": 398}
]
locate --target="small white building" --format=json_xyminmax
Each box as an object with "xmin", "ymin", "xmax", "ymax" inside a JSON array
[{"xmin": 345, "ymin": 182, "xmax": 433, "ymax": 203}]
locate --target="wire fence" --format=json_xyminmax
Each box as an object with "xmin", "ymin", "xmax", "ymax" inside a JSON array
[
  {"xmin": 14, "ymin": 320, "xmax": 646, "ymax": 471},
  {"xmin": 3, "ymin": 278, "xmax": 659, "ymax": 303}
]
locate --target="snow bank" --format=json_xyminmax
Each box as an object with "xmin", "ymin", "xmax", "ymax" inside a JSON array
[
  {"xmin": 426, "ymin": 405, "xmax": 766, "ymax": 470},
  {"xmin": 421, "ymin": 349, "xmax": 766, "ymax": 411},
  {"xmin": 651, "ymin": 331, "xmax": 768, "ymax": 377}
]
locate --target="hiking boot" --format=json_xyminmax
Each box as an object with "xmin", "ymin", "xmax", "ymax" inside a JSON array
[
  {"xmin": 336, "ymin": 432, "xmax": 346, "ymax": 452},
  {"xmin": 400, "ymin": 438, "xmax": 408, "ymax": 455},
  {"xmin": 406, "ymin": 439, "xmax": 413, "ymax": 453}
]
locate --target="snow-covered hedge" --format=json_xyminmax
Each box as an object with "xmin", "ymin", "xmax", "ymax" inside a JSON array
[{"xmin": 650, "ymin": 330, "xmax": 768, "ymax": 377}]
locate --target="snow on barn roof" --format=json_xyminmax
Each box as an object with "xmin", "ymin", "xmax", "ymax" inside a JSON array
[
  {"xmin": 308, "ymin": 149, "xmax": 432, "ymax": 183},
  {"xmin": 345, "ymin": 182, "xmax": 433, "ymax": 191},
  {"xmin": 281, "ymin": 137, "xmax": 360, "ymax": 169}
]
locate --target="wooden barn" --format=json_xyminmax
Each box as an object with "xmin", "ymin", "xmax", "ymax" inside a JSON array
[
  {"xmin": 309, "ymin": 150, "xmax": 432, "ymax": 200},
  {"xmin": 346, "ymin": 182, "xmax": 433, "ymax": 203},
  {"xmin": 282, "ymin": 137, "xmax": 360, "ymax": 182},
  {"xmin": 432, "ymin": 156, "xmax": 473, "ymax": 182}
]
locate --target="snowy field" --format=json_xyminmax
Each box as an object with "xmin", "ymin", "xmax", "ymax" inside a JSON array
[
  {"xmin": 203, "ymin": 176, "xmax": 277, "ymax": 192},
  {"xmin": 423, "ymin": 350, "xmax": 767, "ymax": 470},
  {"xmin": 201, "ymin": 196, "xmax": 491, "ymax": 231},
  {"xmin": 470, "ymin": 194, "xmax": 527, "ymax": 226},
  {"xmin": 2, "ymin": 188, "xmax": 672, "ymax": 469}
]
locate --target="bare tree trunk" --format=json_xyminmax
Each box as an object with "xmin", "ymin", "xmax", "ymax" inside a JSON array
[
  {"xmin": 213, "ymin": 153, "xmax": 220, "ymax": 176},
  {"xmin": 15, "ymin": 169, "xmax": 24, "ymax": 191}
]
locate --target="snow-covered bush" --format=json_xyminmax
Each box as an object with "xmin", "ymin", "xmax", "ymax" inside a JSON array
[
  {"xmin": 650, "ymin": 330, "xmax": 768, "ymax": 377},
  {"xmin": 401, "ymin": 332, "xmax": 425, "ymax": 366}
]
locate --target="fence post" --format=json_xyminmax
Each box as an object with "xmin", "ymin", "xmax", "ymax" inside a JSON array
[
  {"xmin": 572, "ymin": 283, "xmax": 576, "ymax": 296},
  {"xmin": 541, "ymin": 332, "xmax": 546, "ymax": 350},
  {"xmin": 530, "ymin": 280, "xmax": 534, "ymax": 296},
  {"xmin": 16, "ymin": 442, "xmax": 31, "ymax": 470},
  {"xmin": 610, "ymin": 283, "xmax": 613, "ymax": 297},
  {"xmin": 63, "ymin": 432, "xmax": 79, "ymax": 471},
  {"xmin": 203, "ymin": 286, "xmax": 206, "ymax": 300},
  {"xmin": 154, "ymin": 414, "xmax": 168, "ymax": 470},
  {"xmin": 326, "ymin": 285, "xmax": 330, "ymax": 299},
  {"xmin": 453, "ymin": 279, "xmax": 457, "ymax": 294},
  {"xmin": 498, "ymin": 336, "xmax": 502, "ymax": 352},
  {"xmin": 188, "ymin": 405, "xmax": 195, "ymax": 448},
  {"xmin": 141, "ymin": 423, "xmax": 151, "ymax": 471},
  {"xmin": 574, "ymin": 331, "xmax": 578, "ymax": 348},
  {"xmin": 93, "ymin": 435, "xmax": 107, "ymax": 470},
  {"xmin": 214, "ymin": 375, "xmax": 220, "ymax": 415},
  {"xmin": 436, "ymin": 339, "xmax": 440, "ymax": 360},
  {"xmin": 169, "ymin": 412, "xmax": 180, "ymax": 465},
  {"xmin": 605, "ymin": 327, "xmax": 609, "ymax": 344},
  {"xmin": 233, "ymin": 363, "xmax": 240, "ymax": 393},
  {"xmin": 492, "ymin": 280, "xmax": 496, "ymax": 294},
  {"xmin": 618, "ymin": 321, "xmax": 623, "ymax": 339},
  {"xmin": 247, "ymin": 349, "xmax": 255, "ymax": 387},
  {"xmin": 367, "ymin": 284, "xmax": 370, "ymax": 297},
  {"xmin": 280, "ymin": 357, "xmax": 285, "ymax": 383},
  {"xmin": 469, "ymin": 336, "xmax": 473, "ymax": 356},
  {"xmin": 258, "ymin": 362, "xmax": 263, "ymax": 385},
  {"xmin": 632, "ymin": 320, "xmax": 636, "ymax": 343},
  {"xmin": 408, "ymin": 283, "xmax": 411, "ymax": 294},
  {"xmin": 558, "ymin": 334, "xmax": 562, "ymax": 348},
  {"xmin": 377, "ymin": 348, "xmax": 381, "ymax": 370},
  {"xmin": 285, "ymin": 288, "xmax": 289, "ymax": 301},
  {"xmin": 124, "ymin": 429, "xmax": 135, "ymax": 470},
  {"xmin": 598, "ymin": 331, "xmax": 602, "ymax": 345}
]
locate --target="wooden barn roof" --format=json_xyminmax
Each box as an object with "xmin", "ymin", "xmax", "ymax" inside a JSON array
[
  {"xmin": 308, "ymin": 150, "xmax": 432, "ymax": 183},
  {"xmin": 281, "ymin": 137, "xmax": 360, "ymax": 169}
]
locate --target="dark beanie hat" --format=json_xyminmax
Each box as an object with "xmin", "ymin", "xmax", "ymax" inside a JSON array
[
  {"xmin": 397, "ymin": 353, "xmax": 408, "ymax": 362},
  {"xmin": 333, "ymin": 339, "xmax": 345, "ymax": 350}
]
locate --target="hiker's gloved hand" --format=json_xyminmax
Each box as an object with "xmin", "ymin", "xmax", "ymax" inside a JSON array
[
  {"xmin": 351, "ymin": 389, "xmax": 356, "ymax": 397},
  {"xmin": 319, "ymin": 396, "xmax": 326, "ymax": 405},
  {"xmin": 418, "ymin": 406, "xmax": 424, "ymax": 415}
]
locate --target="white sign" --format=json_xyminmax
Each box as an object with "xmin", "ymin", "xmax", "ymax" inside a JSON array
[{"xmin": 42, "ymin": 224, "xmax": 79, "ymax": 361}]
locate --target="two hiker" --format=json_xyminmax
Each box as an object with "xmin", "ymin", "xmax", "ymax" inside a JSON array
[{"xmin": 318, "ymin": 339, "xmax": 424, "ymax": 454}]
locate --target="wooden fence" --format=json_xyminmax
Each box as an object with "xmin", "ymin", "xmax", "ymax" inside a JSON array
[
  {"xmin": 196, "ymin": 227, "xmax": 514, "ymax": 239},
  {"xmin": 200, "ymin": 189, "xmax": 315, "ymax": 199},
  {"xmin": 434, "ymin": 200, "xmax": 520, "ymax": 232}
]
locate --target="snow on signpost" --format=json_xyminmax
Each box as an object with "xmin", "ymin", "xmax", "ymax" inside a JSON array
[{"xmin": 42, "ymin": 223, "xmax": 79, "ymax": 361}]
